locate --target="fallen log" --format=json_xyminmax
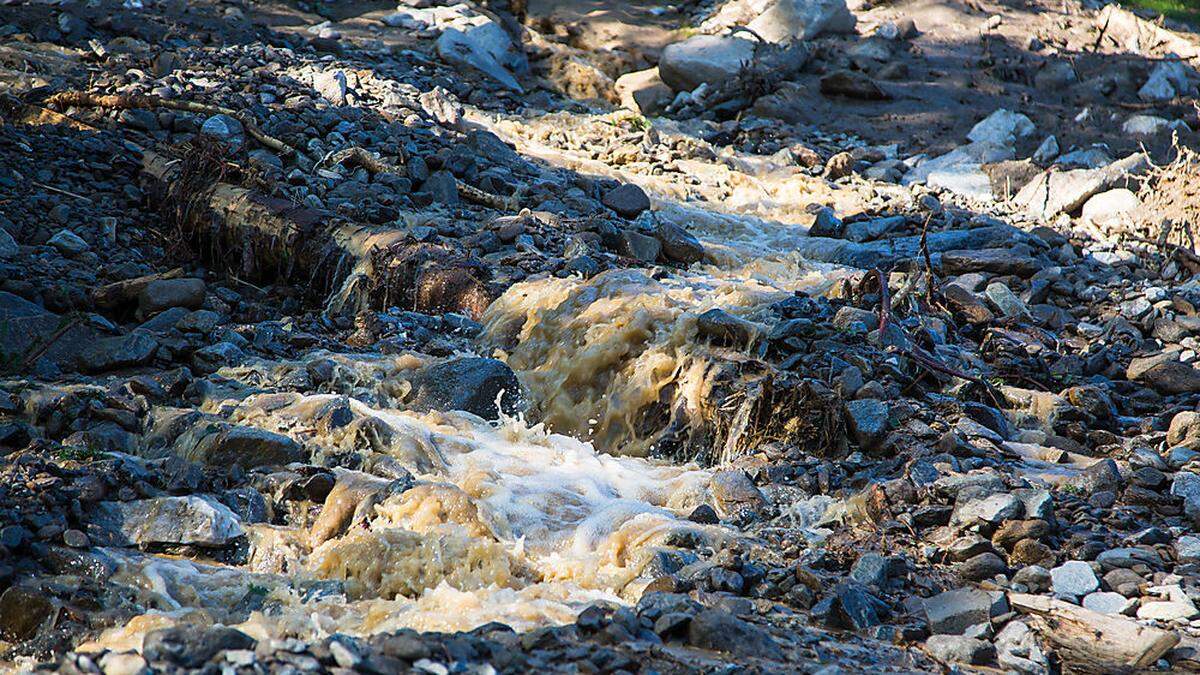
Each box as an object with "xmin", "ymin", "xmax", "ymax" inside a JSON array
[
  {"xmin": 322, "ymin": 145, "xmax": 517, "ymax": 211},
  {"xmin": 793, "ymin": 224, "xmax": 1037, "ymax": 270},
  {"xmin": 1009, "ymin": 593, "xmax": 1179, "ymax": 674},
  {"xmin": 140, "ymin": 149, "xmax": 497, "ymax": 319},
  {"xmin": 92, "ymin": 268, "xmax": 186, "ymax": 310}
]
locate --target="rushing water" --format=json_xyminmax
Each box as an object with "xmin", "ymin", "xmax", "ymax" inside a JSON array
[{"xmin": 81, "ymin": 111, "xmax": 865, "ymax": 654}]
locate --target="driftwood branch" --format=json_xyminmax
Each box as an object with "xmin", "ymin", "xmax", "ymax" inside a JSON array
[
  {"xmin": 1010, "ymin": 593, "xmax": 1179, "ymax": 674},
  {"xmin": 326, "ymin": 146, "xmax": 406, "ymax": 175},
  {"xmin": 322, "ymin": 146, "xmax": 517, "ymax": 211}
]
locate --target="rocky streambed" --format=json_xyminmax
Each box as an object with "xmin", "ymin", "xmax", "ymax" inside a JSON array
[{"xmin": 4, "ymin": 0, "xmax": 1200, "ymax": 673}]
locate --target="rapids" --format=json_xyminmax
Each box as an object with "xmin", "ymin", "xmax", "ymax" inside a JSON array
[{"xmin": 82, "ymin": 109, "xmax": 866, "ymax": 656}]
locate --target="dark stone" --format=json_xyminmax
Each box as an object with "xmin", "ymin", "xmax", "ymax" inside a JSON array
[
  {"xmin": 923, "ymin": 588, "xmax": 1008, "ymax": 635},
  {"xmin": 957, "ymin": 552, "xmax": 1009, "ymax": 581},
  {"xmin": 139, "ymin": 278, "xmax": 206, "ymax": 317},
  {"xmin": 0, "ymin": 587, "xmax": 54, "ymax": 640},
  {"xmin": 77, "ymin": 332, "xmax": 159, "ymax": 373},
  {"xmin": 1069, "ymin": 458, "xmax": 1122, "ymax": 494},
  {"xmin": 850, "ymin": 553, "xmax": 904, "ymax": 588},
  {"xmin": 601, "ymin": 183, "xmax": 651, "ymax": 218},
  {"xmin": 654, "ymin": 222, "xmax": 705, "ymax": 263},
  {"xmin": 405, "ymin": 357, "xmax": 522, "ymax": 420},
  {"xmin": 844, "ymin": 399, "xmax": 889, "ymax": 451},
  {"xmin": 808, "ymin": 208, "xmax": 844, "ymax": 238},
  {"xmin": 169, "ymin": 421, "xmax": 306, "ymax": 468},
  {"xmin": 817, "ymin": 582, "xmax": 888, "ymax": 631},
  {"xmin": 686, "ymin": 609, "xmax": 784, "ymax": 660},
  {"xmin": 696, "ymin": 308, "xmax": 759, "ymax": 345},
  {"xmin": 616, "ymin": 229, "xmax": 661, "ymax": 262},
  {"xmin": 143, "ymin": 626, "xmax": 256, "ymax": 668},
  {"xmin": 820, "ymin": 70, "xmax": 891, "ymax": 100},
  {"xmin": 687, "ymin": 503, "xmax": 720, "ymax": 524},
  {"xmin": 420, "ymin": 171, "xmax": 460, "ymax": 206}
]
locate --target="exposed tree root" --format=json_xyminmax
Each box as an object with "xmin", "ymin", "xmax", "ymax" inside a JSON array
[{"xmin": 140, "ymin": 148, "xmax": 496, "ymax": 319}]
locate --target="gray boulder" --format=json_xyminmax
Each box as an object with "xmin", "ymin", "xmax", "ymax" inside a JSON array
[
  {"xmin": 1127, "ymin": 352, "xmax": 1200, "ymax": 395},
  {"xmin": 659, "ymin": 35, "xmax": 757, "ymax": 92},
  {"xmin": 748, "ymin": 0, "xmax": 856, "ymax": 42},
  {"xmin": 924, "ymin": 588, "xmax": 1009, "ymax": 635},
  {"xmin": 602, "ymin": 184, "xmax": 651, "ymax": 219},
  {"xmin": 90, "ymin": 495, "xmax": 244, "ymax": 547},
  {"xmin": 925, "ymin": 634, "xmax": 992, "ymax": 665},
  {"xmin": 1050, "ymin": 560, "xmax": 1100, "ymax": 597},
  {"xmin": 436, "ymin": 15, "xmax": 528, "ymax": 92},
  {"xmin": 686, "ymin": 609, "xmax": 784, "ymax": 660},
  {"xmin": 139, "ymin": 278, "xmax": 206, "ymax": 317},
  {"xmin": 405, "ymin": 357, "xmax": 522, "ymax": 419}
]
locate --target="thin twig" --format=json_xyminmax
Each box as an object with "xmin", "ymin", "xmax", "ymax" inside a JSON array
[
  {"xmin": 32, "ymin": 181, "xmax": 94, "ymax": 204},
  {"xmin": 868, "ymin": 268, "xmax": 1001, "ymax": 406},
  {"xmin": 9, "ymin": 314, "xmax": 84, "ymax": 374},
  {"xmin": 1091, "ymin": 12, "xmax": 1111, "ymax": 52},
  {"xmin": 918, "ymin": 213, "xmax": 937, "ymax": 307}
]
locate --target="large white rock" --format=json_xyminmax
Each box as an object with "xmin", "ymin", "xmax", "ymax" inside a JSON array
[
  {"xmin": 927, "ymin": 164, "xmax": 994, "ymax": 202},
  {"xmin": 748, "ymin": 0, "xmax": 856, "ymax": 42},
  {"xmin": 1138, "ymin": 58, "xmax": 1192, "ymax": 102},
  {"xmin": 436, "ymin": 15, "xmax": 528, "ymax": 92},
  {"xmin": 312, "ymin": 69, "xmax": 349, "ymax": 105},
  {"xmin": 1050, "ymin": 560, "xmax": 1099, "ymax": 597},
  {"xmin": 1081, "ymin": 188, "xmax": 1139, "ymax": 224},
  {"xmin": 658, "ymin": 35, "xmax": 758, "ymax": 92},
  {"xmin": 91, "ymin": 495, "xmax": 245, "ymax": 547},
  {"xmin": 1013, "ymin": 153, "xmax": 1149, "ymax": 220},
  {"xmin": 1122, "ymin": 114, "xmax": 1171, "ymax": 136},
  {"xmin": 967, "ymin": 109, "xmax": 1035, "ymax": 145},
  {"xmin": 902, "ymin": 140, "xmax": 1014, "ymax": 186}
]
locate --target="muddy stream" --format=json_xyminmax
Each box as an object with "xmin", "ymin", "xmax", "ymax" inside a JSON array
[{"xmin": 72, "ymin": 112, "xmax": 860, "ymax": 655}]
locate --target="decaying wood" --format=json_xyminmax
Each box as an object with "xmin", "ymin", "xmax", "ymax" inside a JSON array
[
  {"xmin": 93, "ymin": 268, "xmax": 186, "ymax": 309},
  {"xmin": 324, "ymin": 146, "xmax": 517, "ymax": 211},
  {"xmin": 457, "ymin": 180, "xmax": 520, "ymax": 211},
  {"xmin": 46, "ymin": 91, "xmax": 297, "ymax": 157},
  {"xmin": 1009, "ymin": 593, "xmax": 1180, "ymax": 674},
  {"xmin": 326, "ymin": 146, "xmax": 406, "ymax": 175}
]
